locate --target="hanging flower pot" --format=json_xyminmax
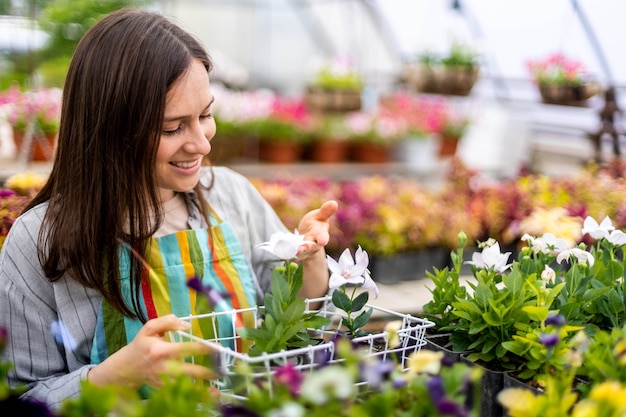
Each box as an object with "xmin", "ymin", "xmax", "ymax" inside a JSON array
[
  {"xmin": 527, "ymin": 53, "xmax": 602, "ymax": 106},
  {"xmin": 538, "ymin": 82, "xmax": 602, "ymax": 106}
]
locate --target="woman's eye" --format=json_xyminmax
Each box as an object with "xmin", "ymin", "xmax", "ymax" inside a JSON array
[
  {"xmin": 163, "ymin": 126, "xmax": 183, "ymax": 136},
  {"xmin": 201, "ymin": 112, "xmax": 213, "ymax": 119}
]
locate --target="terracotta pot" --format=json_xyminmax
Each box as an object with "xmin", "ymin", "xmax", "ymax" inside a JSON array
[
  {"xmin": 12, "ymin": 128, "xmax": 57, "ymax": 161},
  {"xmin": 307, "ymin": 139, "xmax": 349, "ymax": 163},
  {"xmin": 350, "ymin": 141, "xmax": 390, "ymax": 163},
  {"xmin": 437, "ymin": 135, "xmax": 460, "ymax": 158},
  {"xmin": 258, "ymin": 140, "xmax": 302, "ymax": 163}
]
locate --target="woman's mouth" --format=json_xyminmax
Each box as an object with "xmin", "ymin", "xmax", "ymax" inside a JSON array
[{"xmin": 170, "ymin": 160, "xmax": 198, "ymax": 169}]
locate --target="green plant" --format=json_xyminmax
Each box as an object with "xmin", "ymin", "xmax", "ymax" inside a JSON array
[
  {"xmin": 446, "ymin": 259, "xmax": 538, "ymax": 368},
  {"xmin": 440, "ymin": 42, "xmax": 480, "ymax": 69},
  {"xmin": 310, "ymin": 57, "xmax": 363, "ymax": 92},
  {"xmin": 416, "ymin": 42, "xmax": 480, "ymax": 70},
  {"xmin": 237, "ymin": 231, "xmax": 330, "ymax": 356},
  {"xmin": 579, "ymin": 324, "xmax": 626, "ymax": 385},
  {"xmin": 422, "ymin": 232, "xmax": 469, "ymax": 331}
]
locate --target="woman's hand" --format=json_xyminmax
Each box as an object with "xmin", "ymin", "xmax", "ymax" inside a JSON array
[
  {"xmin": 88, "ymin": 314, "xmax": 217, "ymax": 389},
  {"xmin": 296, "ymin": 200, "xmax": 338, "ymax": 261},
  {"xmin": 296, "ymin": 200, "xmax": 338, "ymax": 300}
]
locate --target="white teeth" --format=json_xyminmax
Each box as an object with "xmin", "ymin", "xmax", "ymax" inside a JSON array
[{"xmin": 172, "ymin": 161, "xmax": 197, "ymax": 169}]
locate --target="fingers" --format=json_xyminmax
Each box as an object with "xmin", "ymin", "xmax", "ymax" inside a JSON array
[
  {"xmin": 316, "ymin": 200, "xmax": 338, "ymax": 221},
  {"xmin": 162, "ymin": 360, "xmax": 220, "ymax": 381},
  {"xmin": 175, "ymin": 341, "xmax": 217, "ymax": 358},
  {"xmin": 142, "ymin": 314, "xmax": 191, "ymax": 336}
]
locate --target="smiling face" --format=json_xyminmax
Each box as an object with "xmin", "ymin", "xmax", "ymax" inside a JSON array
[{"xmin": 156, "ymin": 59, "xmax": 215, "ymax": 202}]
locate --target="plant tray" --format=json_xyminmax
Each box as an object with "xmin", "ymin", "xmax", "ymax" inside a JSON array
[{"xmin": 169, "ymin": 295, "xmax": 434, "ymax": 399}]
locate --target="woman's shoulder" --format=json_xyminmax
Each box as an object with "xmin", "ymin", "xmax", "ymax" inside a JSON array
[{"xmin": 9, "ymin": 202, "xmax": 48, "ymax": 238}]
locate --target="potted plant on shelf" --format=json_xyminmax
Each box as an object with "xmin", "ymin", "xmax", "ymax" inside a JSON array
[
  {"xmin": 305, "ymin": 114, "xmax": 351, "ymax": 163},
  {"xmin": 526, "ymin": 52, "xmax": 602, "ymax": 106},
  {"xmin": 4, "ymin": 86, "xmax": 62, "ymax": 161},
  {"xmin": 247, "ymin": 96, "xmax": 312, "ymax": 163},
  {"xmin": 305, "ymin": 56, "xmax": 364, "ymax": 113},
  {"xmin": 345, "ymin": 111, "xmax": 406, "ymax": 163}
]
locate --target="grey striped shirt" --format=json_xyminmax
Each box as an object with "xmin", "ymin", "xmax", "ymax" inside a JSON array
[{"xmin": 0, "ymin": 167, "xmax": 286, "ymax": 408}]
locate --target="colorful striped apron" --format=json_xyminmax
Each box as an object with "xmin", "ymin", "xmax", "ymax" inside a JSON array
[{"xmin": 90, "ymin": 211, "xmax": 257, "ymax": 368}]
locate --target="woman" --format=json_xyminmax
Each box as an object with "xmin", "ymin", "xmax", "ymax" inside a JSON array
[{"xmin": 0, "ymin": 8, "xmax": 337, "ymax": 408}]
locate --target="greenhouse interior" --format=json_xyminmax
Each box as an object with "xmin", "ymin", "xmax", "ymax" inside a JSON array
[{"xmin": 2, "ymin": 0, "xmax": 626, "ymax": 416}]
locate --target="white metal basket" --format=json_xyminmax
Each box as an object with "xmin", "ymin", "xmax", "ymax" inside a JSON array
[{"xmin": 169, "ymin": 295, "xmax": 434, "ymax": 399}]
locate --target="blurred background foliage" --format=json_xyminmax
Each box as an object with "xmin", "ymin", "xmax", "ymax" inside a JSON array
[{"xmin": 0, "ymin": 0, "xmax": 151, "ymax": 90}]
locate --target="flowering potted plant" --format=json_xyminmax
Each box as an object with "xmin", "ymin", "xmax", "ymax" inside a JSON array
[
  {"xmin": 3, "ymin": 86, "xmax": 62, "ymax": 161},
  {"xmin": 326, "ymin": 246, "xmax": 379, "ymax": 337},
  {"xmin": 305, "ymin": 114, "xmax": 352, "ymax": 163},
  {"xmin": 247, "ymin": 96, "xmax": 312, "ymax": 163},
  {"xmin": 236, "ymin": 230, "xmax": 331, "ymax": 356},
  {"xmin": 526, "ymin": 52, "xmax": 601, "ymax": 105},
  {"xmin": 344, "ymin": 111, "xmax": 407, "ymax": 163},
  {"xmin": 305, "ymin": 56, "xmax": 364, "ymax": 112}
]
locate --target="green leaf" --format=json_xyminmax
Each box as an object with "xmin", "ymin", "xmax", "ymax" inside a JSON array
[
  {"xmin": 352, "ymin": 308, "xmax": 373, "ymax": 330},
  {"xmin": 351, "ymin": 291, "xmax": 369, "ymax": 311},
  {"xmin": 522, "ymin": 306, "xmax": 549, "ymax": 322},
  {"xmin": 332, "ymin": 289, "xmax": 352, "ymax": 312},
  {"xmin": 279, "ymin": 299, "xmax": 306, "ymax": 325}
]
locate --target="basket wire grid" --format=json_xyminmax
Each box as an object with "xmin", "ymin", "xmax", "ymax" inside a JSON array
[{"xmin": 169, "ymin": 295, "xmax": 434, "ymax": 399}]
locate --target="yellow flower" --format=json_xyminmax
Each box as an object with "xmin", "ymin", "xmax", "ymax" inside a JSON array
[
  {"xmin": 497, "ymin": 388, "xmax": 539, "ymax": 417},
  {"xmin": 406, "ymin": 350, "xmax": 443, "ymax": 375},
  {"xmin": 588, "ymin": 381, "xmax": 626, "ymax": 408},
  {"xmin": 383, "ymin": 320, "xmax": 402, "ymax": 347},
  {"xmin": 4, "ymin": 171, "xmax": 47, "ymax": 197}
]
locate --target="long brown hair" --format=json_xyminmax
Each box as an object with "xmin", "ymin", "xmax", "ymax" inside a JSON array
[{"xmin": 27, "ymin": 8, "xmax": 213, "ymax": 319}]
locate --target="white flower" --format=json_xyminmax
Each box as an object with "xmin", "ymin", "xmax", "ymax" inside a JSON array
[
  {"xmin": 581, "ymin": 215, "xmax": 615, "ymax": 240},
  {"xmin": 327, "ymin": 246, "xmax": 368, "ymax": 288},
  {"xmin": 466, "ymin": 242, "xmax": 512, "ymax": 273},
  {"xmin": 539, "ymin": 233, "xmax": 570, "ymax": 253},
  {"xmin": 541, "ymin": 265, "xmax": 556, "ymax": 285},
  {"xmin": 267, "ymin": 403, "xmax": 305, "ymax": 417},
  {"xmin": 299, "ymin": 366, "xmax": 354, "ymax": 405},
  {"xmin": 556, "ymin": 248, "xmax": 595, "ymax": 267},
  {"xmin": 258, "ymin": 230, "xmax": 313, "ymax": 260},
  {"xmin": 608, "ymin": 230, "xmax": 626, "ymax": 246}
]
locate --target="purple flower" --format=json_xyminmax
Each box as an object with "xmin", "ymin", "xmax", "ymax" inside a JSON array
[
  {"xmin": 274, "ymin": 362, "xmax": 304, "ymax": 396},
  {"xmin": 0, "ymin": 396, "xmax": 56, "ymax": 417},
  {"xmin": 187, "ymin": 277, "xmax": 230, "ymax": 311},
  {"xmin": 361, "ymin": 359, "xmax": 395, "ymax": 389},
  {"xmin": 540, "ymin": 333, "xmax": 559, "ymax": 348},
  {"xmin": 0, "ymin": 188, "xmax": 17, "ymax": 197},
  {"xmin": 427, "ymin": 376, "xmax": 468, "ymax": 417},
  {"xmin": 545, "ymin": 314, "xmax": 566, "ymax": 327},
  {"xmin": 220, "ymin": 404, "xmax": 261, "ymax": 417}
]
